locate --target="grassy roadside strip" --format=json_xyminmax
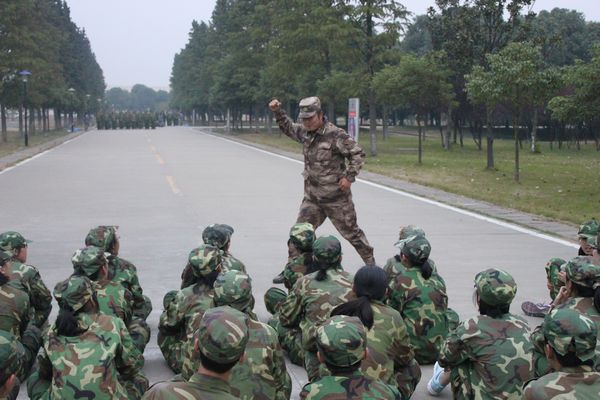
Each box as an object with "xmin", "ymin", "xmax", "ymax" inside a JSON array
[
  {"xmin": 225, "ymin": 129, "xmax": 599, "ymax": 226},
  {"xmin": 0, "ymin": 129, "xmax": 74, "ymax": 159}
]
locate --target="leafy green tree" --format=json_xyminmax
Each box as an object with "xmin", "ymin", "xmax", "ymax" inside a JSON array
[{"xmin": 400, "ymin": 15, "xmax": 433, "ymax": 56}]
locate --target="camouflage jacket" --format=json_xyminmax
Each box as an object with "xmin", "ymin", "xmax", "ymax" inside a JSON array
[
  {"xmin": 361, "ymin": 300, "xmax": 415, "ymax": 385},
  {"xmin": 299, "ymin": 371, "xmax": 401, "ymax": 400},
  {"xmin": 0, "ymin": 282, "xmax": 30, "ymax": 337},
  {"xmin": 95, "ymin": 279, "xmax": 133, "ymax": 324},
  {"xmin": 383, "ymin": 255, "xmax": 438, "ymax": 283},
  {"xmin": 142, "ymin": 373, "xmax": 237, "ymax": 400},
  {"xmin": 439, "ymin": 313, "xmax": 534, "ymax": 400},
  {"xmin": 181, "ymin": 252, "xmax": 246, "ymax": 289},
  {"xmin": 283, "ymin": 252, "xmax": 314, "ymax": 290},
  {"xmin": 386, "ymin": 263, "xmax": 449, "ymax": 364},
  {"xmin": 274, "ymin": 109, "xmax": 365, "ymax": 194},
  {"xmin": 523, "ymin": 366, "xmax": 600, "ymax": 399},
  {"xmin": 34, "ymin": 313, "xmax": 146, "ymax": 400},
  {"xmin": 279, "ymin": 268, "xmax": 354, "ymax": 351},
  {"xmin": 158, "ymin": 283, "xmax": 214, "ymax": 342},
  {"xmin": 6, "ymin": 260, "xmax": 52, "ymax": 327},
  {"xmin": 108, "ymin": 255, "xmax": 149, "ymax": 318}
]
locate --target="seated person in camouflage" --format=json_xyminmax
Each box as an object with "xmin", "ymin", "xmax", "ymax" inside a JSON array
[
  {"xmin": 0, "ymin": 231, "xmax": 52, "ymax": 328},
  {"xmin": 279, "ymin": 235, "xmax": 355, "ymax": 381},
  {"xmin": 523, "ymin": 308, "xmax": 600, "ymax": 399},
  {"xmin": 158, "ymin": 244, "xmax": 222, "ymax": 373},
  {"xmin": 0, "ymin": 332, "xmax": 24, "ymax": 400},
  {"xmin": 429, "ymin": 268, "xmax": 533, "ymax": 399},
  {"xmin": 182, "ymin": 270, "xmax": 292, "ymax": 400},
  {"xmin": 71, "ymin": 245, "xmax": 149, "ymax": 353},
  {"xmin": 387, "ymin": 235, "xmax": 453, "ymax": 364},
  {"xmin": 331, "ymin": 265, "xmax": 421, "ymax": 399},
  {"xmin": 521, "ymin": 257, "xmax": 567, "ymax": 317},
  {"xmin": 530, "ymin": 257, "xmax": 600, "ymax": 377},
  {"xmin": 85, "ymin": 226, "xmax": 153, "ymax": 320},
  {"xmin": 142, "ymin": 306, "xmax": 249, "ymax": 400},
  {"xmin": 300, "ymin": 315, "xmax": 401, "ymax": 400},
  {"xmin": 577, "ymin": 219, "xmax": 598, "ymax": 256},
  {"xmin": 181, "ymin": 223, "xmax": 245, "ymax": 288},
  {"xmin": 27, "ymin": 275, "xmax": 148, "ymax": 400}
]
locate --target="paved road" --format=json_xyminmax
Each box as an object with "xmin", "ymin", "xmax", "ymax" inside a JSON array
[{"xmin": 1, "ymin": 126, "xmax": 577, "ymax": 399}]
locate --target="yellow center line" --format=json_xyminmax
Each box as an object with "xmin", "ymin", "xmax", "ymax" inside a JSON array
[{"xmin": 166, "ymin": 176, "xmax": 181, "ymax": 195}]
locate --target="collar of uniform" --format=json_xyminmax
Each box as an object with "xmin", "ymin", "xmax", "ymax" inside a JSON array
[{"xmin": 188, "ymin": 372, "xmax": 232, "ymax": 393}]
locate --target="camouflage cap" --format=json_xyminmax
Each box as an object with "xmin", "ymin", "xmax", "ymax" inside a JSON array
[
  {"xmin": 316, "ymin": 316, "xmax": 366, "ymax": 367},
  {"xmin": 214, "ymin": 270, "xmax": 253, "ymax": 312},
  {"xmin": 289, "ymin": 222, "xmax": 315, "ymax": 252},
  {"xmin": 84, "ymin": 226, "xmax": 118, "ymax": 252},
  {"xmin": 0, "ymin": 251, "xmax": 11, "ymax": 266},
  {"xmin": 577, "ymin": 219, "xmax": 599, "ymax": 240},
  {"xmin": 0, "ymin": 231, "xmax": 31, "ymax": 251},
  {"xmin": 298, "ymin": 96, "xmax": 322, "ymax": 119},
  {"xmin": 53, "ymin": 275, "xmax": 95, "ymax": 312},
  {"xmin": 197, "ymin": 306, "xmax": 248, "ymax": 364},
  {"xmin": 543, "ymin": 308, "xmax": 597, "ymax": 361},
  {"xmin": 188, "ymin": 244, "xmax": 222, "ymax": 278},
  {"xmin": 545, "ymin": 257, "xmax": 566, "ymax": 286},
  {"xmin": 400, "ymin": 235, "xmax": 431, "ymax": 264},
  {"xmin": 564, "ymin": 256, "xmax": 600, "ymax": 288},
  {"xmin": 313, "ymin": 235, "xmax": 342, "ymax": 265},
  {"xmin": 474, "ymin": 268, "xmax": 517, "ymax": 306},
  {"xmin": 394, "ymin": 225, "xmax": 426, "ymax": 249},
  {"xmin": 202, "ymin": 224, "xmax": 234, "ymax": 249},
  {"xmin": 0, "ymin": 331, "xmax": 21, "ymax": 378},
  {"xmin": 71, "ymin": 246, "xmax": 108, "ymax": 277}
]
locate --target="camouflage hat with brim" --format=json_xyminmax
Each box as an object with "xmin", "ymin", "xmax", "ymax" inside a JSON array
[
  {"xmin": 188, "ymin": 244, "xmax": 222, "ymax": 278},
  {"xmin": 84, "ymin": 226, "xmax": 118, "ymax": 252},
  {"xmin": 400, "ymin": 235, "xmax": 431, "ymax": 264},
  {"xmin": 289, "ymin": 222, "xmax": 315, "ymax": 252},
  {"xmin": 0, "ymin": 251, "xmax": 12, "ymax": 266},
  {"xmin": 317, "ymin": 316, "xmax": 366, "ymax": 367},
  {"xmin": 214, "ymin": 270, "xmax": 253, "ymax": 312},
  {"xmin": 313, "ymin": 235, "xmax": 342, "ymax": 265},
  {"xmin": 197, "ymin": 306, "xmax": 248, "ymax": 364},
  {"xmin": 545, "ymin": 257, "xmax": 566, "ymax": 300},
  {"xmin": 53, "ymin": 275, "xmax": 95, "ymax": 312},
  {"xmin": 264, "ymin": 287, "xmax": 287, "ymax": 315},
  {"xmin": 0, "ymin": 331, "xmax": 21, "ymax": 378},
  {"xmin": 578, "ymin": 219, "xmax": 599, "ymax": 241},
  {"xmin": 71, "ymin": 246, "xmax": 108, "ymax": 277},
  {"xmin": 298, "ymin": 96, "xmax": 322, "ymax": 119},
  {"xmin": 394, "ymin": 225, "xmax": 426, "ymax": 249},
  {"xmin": 543, "ymin": 308, "xmax": 597, "ymax": 361},
  {"xmin": 0, "ymin": 231, "xmax": 32, "ymax": 251},
  {"xmin": 474, "ymin": 268, "xmax": 517, "ymax": 306},
  {"xmin": 564, "ymin": 256, "xmax": 600, "ymax": 288},
  {"xmin": 202, "ymin": 224, "xmax": 234, "ymax": 250}
]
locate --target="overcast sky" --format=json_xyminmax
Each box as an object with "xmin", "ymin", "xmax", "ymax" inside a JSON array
[{"xmin": 66, "ymin": 0, "xmax": 600, "ymax": 90}]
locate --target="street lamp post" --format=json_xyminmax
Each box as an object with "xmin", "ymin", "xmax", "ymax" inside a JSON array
[
  {"xmin": 68, "ymin": 88, "xmax": 75, "ymax": 132},
  {"xmin": 19, "ymin": 70, "xmax": 31, "ymax": 146}
]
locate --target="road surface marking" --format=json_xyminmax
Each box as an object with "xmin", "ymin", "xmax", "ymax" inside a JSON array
[{"xmin": 166, "ymin": 175, "xmax": 181, "ymax": 195}]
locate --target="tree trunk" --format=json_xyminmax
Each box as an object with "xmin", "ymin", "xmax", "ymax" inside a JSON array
[
  {"xmin": 530, "ymin": 108, "xmax": 538, "ymax": 153},
  {"xmin": 1, "ymin": 104, "xmax": 7, "ymax": 143},
  {"xmin": 513, "ymin": 115, "xmax": 520, "ymax": 182},
  {"xmin": 368, "ymin": 91, "xmax": 377, "ymax": 156},
  {"xmin": 267, "ymin": 111, "xmax": 272, "ymax": 134},
  {"xmin": 19, "ymin": 106, "xmax": 23, "ymax": 137},
  {"xmin": 382, "ymin": 105, "xmax": 388, "ymax": 140},
  {"xmin": 417, "ymin": 117, "xmax": 423, "ymax": 164},
  {"xmin": 29, "ymin": 109, "xmax": 36, "ymax": 135},
  {"xmin": 458, "ymin": 122, "xmax": 464, "ymax": 147},
  {"xmin": 486, "ymin": 107, "xmax": 494, "ymax": 170}
]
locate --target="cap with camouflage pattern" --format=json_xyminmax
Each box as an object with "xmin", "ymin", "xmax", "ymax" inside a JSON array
[
  {"xmin": 543, "ymin": 308, "xmax": 597, "ymax": 361},
  {"xmin": 564, "ymin": 256, "xmax": 600, "ymax": 288},
  {"xmin": 474, "ymin": 268, "xmax": 517, "ymax": 306},
  {"xmin": 289, "ymin": 222, "xmax": 315, "ymax": 252},
  {"xmin": 84, "ymin": 226, "xmax": 118, "ymax": 252},
  {"xmin": 0, "ymin": 251, "xmax": 11, "ymax": 266},
  {"xmin": 578, "ymin": 219, "xmax": 599, "ymax": 241},
  {"xmin": 298, "ymin": 96, "xmax": 322, "ymax": 119},
  {"xmin": 589, "ymin": 233, "xmax": 599, "ymax": 250},
  {"xmin": 71, "ymin": 246, "xmax": 108, "ymax": 277},
  {"xmin": 188, "ymin": 244, "xmax": 222, "ymax": 278},
  {"xmin": 0, "ymin": 331, "xmax": 21, "ymax": 379},
  {"xmin": 316, "ymin": 315, "xmax": 366, "ymax": 367},
  {"xmin": 313, "ymin": 235, "xmax": 342, "ymax": 265},
  {"xmin": 53, "ymin": 275, "xmax": 95, "ymax": 312},
  {"xmin": 197, "ymin": 306, "xmax": 248, "ymax": 364},
  {"xmin": 214, "ymin": 270, "xmax": 253, "ymax": 312},
  {"xmin": 0, "ymin": 231, "xmax": 31, "ymax": 251},
  {"xmin": 401, "ymin": 235, "xmax": 431, "ymax": 265},
  {"xmin": 202, "ymin": 224, "xmax": 234, "ymax": 250},
  {"xmin": 394, "ymin": 225, "xmax": 426, "ymax": 249}
]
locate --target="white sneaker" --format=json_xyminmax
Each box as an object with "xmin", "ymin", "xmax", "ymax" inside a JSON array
[{"xmin": 427, "ymin": 362, "xmax": 446, "ymax": 396}]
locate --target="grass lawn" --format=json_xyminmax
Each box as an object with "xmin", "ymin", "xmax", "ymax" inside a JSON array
[
  {"xmin": 226, "ymin": 128, "xmax": 599, "ymax": 225},
  {"xmin": 0, "ymin": 128, "xmax": 71, "ymax": 158}
]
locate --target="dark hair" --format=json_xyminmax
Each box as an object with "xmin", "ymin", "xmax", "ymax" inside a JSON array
[
  {"xmin": 397, "ymin": 253, "xmax": 432, "ymax": 280},
  {"xmin": 195, "ymin": 269, "xmax": 220, "ymax": 289},
  {"xmin": 572, "ymin": 282, "xmax": 600, "ymax": 312},
  {"xmin": 73, "ymin": 269, "xmax": 101, "ymax": 282},
  {"xmin": 595, "ymin": 287, "xmax": 600, "ymax": 314},
  {"xmin": 546, "ymin": 340, "xmax": 594, "ymax": 368},
  {"xmin": 478, "ymin": 299, "xmax": 510, "ymax": 318},
  {"xmin": 315, "ymin": 259, "xmax": 333, "ymax": 282},
  {"xmin": 303, "ymin": 252, "xmax": 318, "ymax": 275},
  {"xmin": 0, "ymin": 273, "xmax": 8, "ymax": 286},
  {"xmin": 0, "ymin": 369, "xmax": 10, "ymax": 388},
  {"xmin": 199, "ymin": 352, "xmax": 239, "ymax": 374},
  {"xmin": 324, "ymin": 360, "xmax": 362, "ymax": 375},
  {"xmin": 55, "ymin": 294, "xmax": 97, "ymax": 337}
]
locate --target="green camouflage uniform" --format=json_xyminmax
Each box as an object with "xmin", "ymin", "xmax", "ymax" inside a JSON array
[
  {"xmin": 273, "ymin": 97, "xmax": 374, "ymax": 265},
  {"xmin": 0, "ymin": 331, "xmax": 23, "ymax": 399},
  {"xmin": 0, "ymin": 253, "xmax": 30, "ymax": 337},
  {"xmin": 386, "ymin": 236, "xmax": 452, "ymax": 364},
  {"xmin": 300, "ymin": 316, "xmax": 401, "ymax": 400},
  {"xmin": 545, "ymin": 257, "xmax": 566, "ymax": 300},
  {"xmin": 142, "ymin": 306, "xmax": 249, "ymax": 400},
  {"xmin": 28, "ymin": 276, "xmax": 148, "ymax": 400},
  {"xmin": 0, "ymin": 232, "xmax": 52, "ymax": 328},
  {"xmin": 279, "ymin": 235, "xmax": 355, "ymax": 380},
  {"xmin": 439, "ymin": 268, "xmax": 533, "ymax": 400},
  {"xmin": 578, "ymin": 219, "xmax": 599, "ymax": 255},
  {"xmin": 158, "ymin": 245, "xmax": 221, "ymax": 373}
]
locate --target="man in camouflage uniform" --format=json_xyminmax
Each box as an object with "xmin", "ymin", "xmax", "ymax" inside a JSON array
[
  {"xmin": 300, "ymin": 315, "xmax": 401, "ymax": 399},
  {"xmin": 430, "ymin": 268, "xmax": 533, "ymax": 399},
  {"xmin": 0, "ymin": 231, "xmax": 52, "ymax": 328},
  {"xmin": 269, "ymin": 97, "xmax": 375, "ymax": 266},
  {"xmin": 523, "ymin": 308, "xmax": 600, "ymax": 399},
  {"xmin": 182, "ymin": 270, "xmax": 292, "ymax": 400},
  {"xmin": 143, "ymin": 306, "xmax": 249, "ymax": 400},
  {"xmin": 578, "ymin": 219, "xmax": 598, "ymax": 256}
]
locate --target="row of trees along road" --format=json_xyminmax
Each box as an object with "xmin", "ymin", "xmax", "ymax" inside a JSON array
[
  {"xmin": 171, "ymin": 1, "xmax": 600, "ymax": 181},
  {"xmin": 0, "ymin": 0, "xmax": 105, "ymax": 142},
  {"xmin": 106, "ymin": 85, "xmax": 170, "ymax": 112}
]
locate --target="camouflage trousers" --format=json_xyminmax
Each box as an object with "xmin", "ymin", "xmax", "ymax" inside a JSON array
[
  {"xmin": 133, "ymin": 295, "xmax": 153, "ymax": 320},
  {"xmin": 395, "ymin": 359, "xmax": 422, "ymax": 400},
  {"xmin": 298, "ymin": 182, "xmax": 374, "ymax": 265},
  {"xmin": 128, "ymin": 317, "xmax": 151, "ymax": 353},
  {"xmin": 264, "ymin": 287, "xmax": 304, "ymax": 366},
  {"xmin": 157, "ymin": 330, "xmax": 185, "ymax": 374},
  {"xmin": 450, "ymin": 365, "xmax": 476, "ymax": 400}
]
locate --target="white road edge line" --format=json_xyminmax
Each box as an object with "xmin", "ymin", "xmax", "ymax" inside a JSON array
[{"xmin": 200, "ymin": 129, "xmax": 578, "ymax": 249}]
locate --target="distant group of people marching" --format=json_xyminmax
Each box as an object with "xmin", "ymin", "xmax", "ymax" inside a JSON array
[
  {"xmin": 0, "ymin": 218, "xmax": 599, "ymax": 399},
  {"xmin": 95, "ymin": 111, "xmax": 184, "ymax": 130}
]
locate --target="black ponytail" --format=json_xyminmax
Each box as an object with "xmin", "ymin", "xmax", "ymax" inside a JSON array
[
  {"xmin": 594, "ymin": 286, "xmax": 600, "ymax": 313},
  {"xmin": 417, "ymin": 260, "xmax": 433, "ymax": 280},
  {"xmin": 332, "ymin": 297, "xmax": 374, "ymax": 329},
  {"xmin": 56, "ymin": 307, "xmax": 84, "ymax": 337},
  {"xmin": 304, "ymin": 252, "xmax": 318, "ymax": 275},
  {"xmin": 0, "ymin": 273, "xmax": 8, "ymax": 286},
  {"xmin": 315, "ymin": 259, "xmax": 331, "ymax": 282}
]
